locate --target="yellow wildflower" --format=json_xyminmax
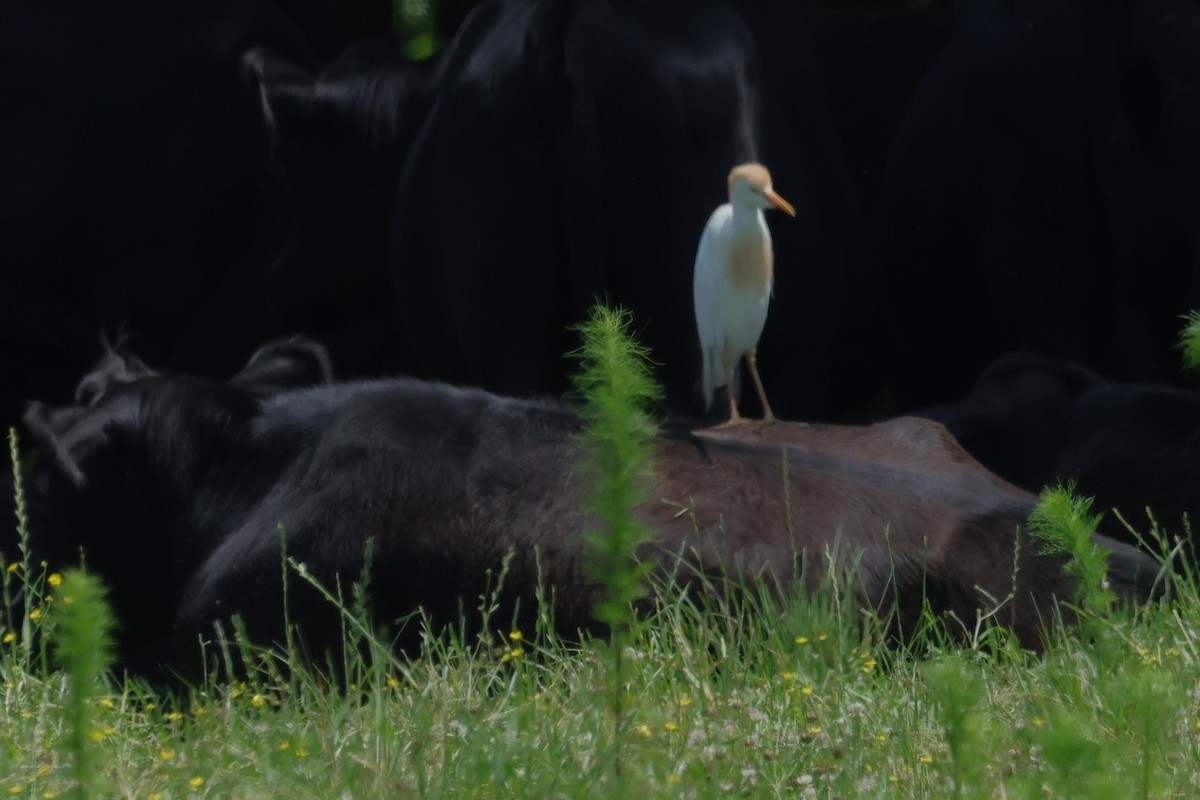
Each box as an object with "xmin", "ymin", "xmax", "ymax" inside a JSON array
[{"xmin": 47, "ymin": 573, "xmax": 62, "ymax": 587}]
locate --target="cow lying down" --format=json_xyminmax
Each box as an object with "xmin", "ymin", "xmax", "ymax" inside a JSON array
[{"xmin": 22, "ymin": 340, "xmax": 1159, "ymax": 681}]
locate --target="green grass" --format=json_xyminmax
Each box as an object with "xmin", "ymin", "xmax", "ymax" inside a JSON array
[
  {"xmin": 2, "ymin": 558, "xmax": 1199, "ymax": 799},
  {"xmin": 1, "ymin": 438, "xmax": 1197, "ymax": 798}
]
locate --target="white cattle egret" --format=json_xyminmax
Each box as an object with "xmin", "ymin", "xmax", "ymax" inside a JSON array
[{"xmin": 693, "ymin": 163, "xmax": 796, "ymax": 425}]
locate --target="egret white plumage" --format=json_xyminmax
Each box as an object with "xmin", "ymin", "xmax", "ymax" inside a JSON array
[{"xmin": 693, "ymin": 163, "xmax": 795, "ymax": 425}]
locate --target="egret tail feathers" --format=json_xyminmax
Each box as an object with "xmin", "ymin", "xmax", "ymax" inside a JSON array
[{"xmin": 700, "ymin": 348, "xmax": 739, "ymax": 411}]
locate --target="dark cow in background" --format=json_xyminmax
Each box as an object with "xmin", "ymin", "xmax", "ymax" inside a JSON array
[
  {"xmin": 4, "ymin": 0, "xmax": 880, "ymax": 438},
  {"xmin": 389, "ymin": 0, "xmax": 868, "ymax": 420},
  {"xmin": 22, "ymin": 343, "xmax": 1159, "ymax": 682},
  {"xmin": 797, "ymin": 0, "xmax": 955, "ymax": 218},
  {"xmin": 916, "ymin": 353, "xmax": 1107, "ymax": 494},
  {"xmin": 0, "ymin": 2, "xmax": 439, "ymax": 430},
  {"xmin": 216, "ymin": 41, "xmax": 443, "ymax": 379},
  {"xmin": 919, "ymin": 352, "xmax": 1200, "ymax": 550},
  {"xmin": 0, "ymin": 2, "xmax": 324, "ymax": 427},
  {"xmin": 878, "ymin": 0, "xmax": 1200, "ymax": 410}
]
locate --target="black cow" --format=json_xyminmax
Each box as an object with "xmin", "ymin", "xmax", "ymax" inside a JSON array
[
  {"xmin": 23, "ymin": 350, "xmax": 1158, "ymax": 682},
  {"xmin": 797, "ymin": 0, "xmax": 956, "ymax": 217},
  {"xmin": 0, "ymin": 1, "xmax": 338, "ymax": 429},
  {"xmin": 387, "ymin": 0, "xmax": 868, "ymax": 420},
  {"xmin": 916, "ymin": 352, "xmax": 1108, "ymax": 492},
  {"xmin": 1, "ymin": 337, "xmax": 331, "ymax": 570},
  {"xmin": 206, "ymin": 41, "xmax": 443, "ymax": 380},
  {"xmin": 919, "ymin": 351, "xmax": 1200, "ymax": 549},
  {"xmin": 878, "ymin": 0, "xmax": 1200, "ymax": 409},
  {"xmin": 72, "ymin": 335, "xmax": 333, "ymax": 408}
]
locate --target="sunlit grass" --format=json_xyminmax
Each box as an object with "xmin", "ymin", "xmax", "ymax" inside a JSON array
[
  {"xmin": 3, "ymin": 557, "xmax": 1199, "ymax": 798},
  {"xmin": 0, "ymin": 436, "xmax": 1193, "ymax": 798}
]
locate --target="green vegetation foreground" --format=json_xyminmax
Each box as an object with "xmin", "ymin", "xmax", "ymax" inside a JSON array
[
  {"xmin": 2, "ymin": 555, "xmax": 1199, "ymax": 798},
  {"xmin": 2, "ymin": 308, "xmax": 1197, "ymax": 797}
]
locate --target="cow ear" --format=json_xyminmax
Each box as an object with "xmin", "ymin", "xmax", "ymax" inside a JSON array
[
  {"xmin": 22, "ymin": 402, "xmax": 115, "ymax": 491},
  {"xmin": 73, "ymin": 336, "xmax": 158, "ymax": 406},
  {"xmin": 231, "ymin": 335, "xmax": 335, "ymax": 396},
  {"xmin": 242, "ymin": 47, "xmax": 328, "ymax": 144}
]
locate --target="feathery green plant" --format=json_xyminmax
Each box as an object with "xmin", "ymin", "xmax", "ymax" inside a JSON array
[
  {"xmin": 51, "ymin": 569, "xmax": 115, "ymax": 800},
  {"xmin": 568, "ymin": 304, "xmax": 662, "ymax": 776},
  {"xmin": 570, "ymin": 305, "xmax": 661, "ymax": 632},
  {"xmin": 1176, "ymin": 310, "xmax": 1200, "ymax": 373},
  {"xmin": 6, "ymin": 426, "xmax": 47, "ymax": 673},
  {"xmin": 1028, "ymin": 482, "xmax": 1115, "ymax": 621}
]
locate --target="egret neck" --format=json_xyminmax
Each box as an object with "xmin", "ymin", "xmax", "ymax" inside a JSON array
[{"xmin": 725, "ymin": 205, "xmax": 774, "ymax": 294}]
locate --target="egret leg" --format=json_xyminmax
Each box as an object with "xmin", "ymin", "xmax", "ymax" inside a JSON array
[
  {"xmin": 745, "ymin": 351, "xmax": 775, "ymax": 424},
  {"xmin": 717, "ymin": 339, "xmax": 749, "ymax": 427}
]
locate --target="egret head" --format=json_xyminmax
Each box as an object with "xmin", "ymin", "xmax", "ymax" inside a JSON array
[{"xmin": 727, "ymin": 163, "xmax": 796, "ymax": 216}]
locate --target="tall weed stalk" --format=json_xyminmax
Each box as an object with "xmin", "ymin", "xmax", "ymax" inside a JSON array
[
  {"xmin": 51, "ymin": 569, "xmax": 115, "ymax": 800},
  {"xmin": 1028, "ymin": 482, "xmax": 1115, "ymax": 625},
  {"xmin": 569, "ymin": 304, "xmax": 662, "ymax": 777}
]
